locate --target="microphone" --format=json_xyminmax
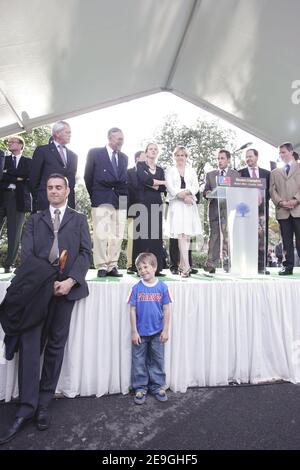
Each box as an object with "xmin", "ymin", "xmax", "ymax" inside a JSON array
[{"xmin": 238, "ymin": 142, "xmax": 253, "ymax": 151}]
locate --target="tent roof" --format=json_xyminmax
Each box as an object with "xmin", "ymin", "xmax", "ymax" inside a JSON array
[{"xmin": 1, "ymin": 0, "xmax": 300, "ymax": 148}]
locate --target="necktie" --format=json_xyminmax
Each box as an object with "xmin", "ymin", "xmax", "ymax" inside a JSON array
[
  {"xmin": 48, "ymin": 209, "xmax": 61, "ymax": 264},
  {"xmin": 12, "ymin": 156, "xmax": 17, "ymax": 168},
  {"xmin": 285, "ymin": 164, "xmax": 290, "ymax": 175},
  {"xmin": 251, "ymin": 167, "xmax": 257, "ymax": 178},
  {"xmin": 58, "ymin": 145, "xmax": 67, "ymax": 167},
  {"xmin": 220, "ymin": 170, "xmax": 225, "ymax": 176},
  {"xmin": 111, "ymin": 151, "xmax": 118, "ymax": 177}
]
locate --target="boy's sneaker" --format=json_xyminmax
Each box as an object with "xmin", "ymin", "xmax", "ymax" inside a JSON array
[
  {"xmin": 134, "ymin": 390, "xmax": 146, "ymax": 405},
  {"xmin": 154, "ymin": 389, "xmax": 168, "ymax": 402}
]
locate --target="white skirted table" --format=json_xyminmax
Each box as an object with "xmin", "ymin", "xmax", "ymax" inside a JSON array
[{"xmin": 1, "ymin": 275, "xmax": 300, "ymax": 402}]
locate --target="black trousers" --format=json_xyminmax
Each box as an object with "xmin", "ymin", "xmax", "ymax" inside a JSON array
[
  {"xmin": 0, "ymin": 191, "xmax": 25, "ymax": 268},
  {"xmin": 17, "ymin": 296, "xmax": 75, "ymax": 418},
  {"xmin": 278, "ymin": 216, "xmax": 300, "ymax": 270}
]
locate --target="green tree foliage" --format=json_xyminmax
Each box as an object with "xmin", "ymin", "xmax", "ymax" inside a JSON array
[
  {"xmin": 0, "ymin": 126, "xmax": 51, "ymax": 156},
  {"xmin": 153, "ymin": 114, "xmax": 241, "ymax": 186},
  {"xmin": 75, "ymin": 183, "xmax": 92, "ymax": 229}
]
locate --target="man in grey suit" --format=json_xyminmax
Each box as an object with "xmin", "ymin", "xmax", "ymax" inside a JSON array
[
  {"xmin": 270, "ymin": 142, "xmax": 300, "ymax": 275},
  {"xmin": 0, "ymin": 174, "xmax": 91, "ymax": 445},
  {"xmin": 203, "ymin": 150, "xmax": 239, "ymax": 273}
]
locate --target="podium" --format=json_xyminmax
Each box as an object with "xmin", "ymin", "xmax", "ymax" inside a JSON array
[{"xmin": 207, "ymin": 175, "xmax": 267, "ymax": 276}]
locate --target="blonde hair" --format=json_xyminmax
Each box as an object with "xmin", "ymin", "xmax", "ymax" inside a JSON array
[
  {"xmin": 135, "ymin": 252, "xmax": 158, "ymax": 270},
  {"xmin": 173, "ymin": 146, "xmax": 188, "ymax": 159},
  {"xmin": 8, "ymin": 135, "xmax": 25, "ymax": 149}
]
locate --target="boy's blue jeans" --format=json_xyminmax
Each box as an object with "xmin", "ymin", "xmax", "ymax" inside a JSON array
[{"xmin": 131, "ymin": 332, "xmax": 166, "ymax": 394}]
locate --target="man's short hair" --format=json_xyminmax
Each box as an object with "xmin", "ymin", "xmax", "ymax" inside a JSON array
[
  {"xmin": 219, "ymin": 149, "xmax": 231, "ymax": 159},
  {"xmin": 135, "ymin": 252, "xmax": 158, "ymax": 270},
  {"xmin": 52, "ymin": 121, "xmax": 70, "ymax": 136},
  {"xmin": 107, "ymin": 127, "xmax": 122, "ymax": 138},
  {"xmin": 47, "ymin": 173, "xmax": 69, "ymax": 188},
  {"xmin": 279, "ymin": 142, "xmax": 294, "ymax": 152},
  {"xmin": 247, "ymin": 148, "xmax": 258, "ymax": 157},
  {"xmin": 134, "ymin": 150, "xmax": 144, "ymax": 162}
]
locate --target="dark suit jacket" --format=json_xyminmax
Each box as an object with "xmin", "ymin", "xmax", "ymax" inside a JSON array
[
  {"xmin": 84, "ymin": 147, "xmax": 128, "ymax": 209},
  {"xmin": 127, "ymin": 166, "xmax": 139, "ymax": 213},
  {"xmin": 0, "ymin": 256, "xmax": 58, "ymax": 337},
  {"xmin": 238, "ymin": 167, "xmax": 270, "ymax": 202},
  {"xmin": 29, "ymin": 142, "xmax": 78, "ymax": 211},
  {"xmin": 21, "ymin": 207, "xmax": 92, "ymax": 301},
  {"xmin": 0, "ymin": 155, "xmax": 32, "ymax": 212}
]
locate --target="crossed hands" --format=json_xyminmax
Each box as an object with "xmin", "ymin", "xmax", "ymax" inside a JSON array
[{"xmin": 280, "ymin": 199, "xmax": 298, "ymax": 209}]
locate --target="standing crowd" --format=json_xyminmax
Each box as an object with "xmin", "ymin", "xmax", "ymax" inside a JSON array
[{"xmin": 0, "ymin": 121, "xmax": 300, "ymax": 444}]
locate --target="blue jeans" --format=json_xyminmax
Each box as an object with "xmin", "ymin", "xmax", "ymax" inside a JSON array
[{"xmin": 131, "ymin": 332, "xmax": 165, "ymax": 394}]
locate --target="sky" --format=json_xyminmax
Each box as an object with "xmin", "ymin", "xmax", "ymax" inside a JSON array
[{"xmin": 67, "ymin": 92, "xmax": 278, "ymax": 180}]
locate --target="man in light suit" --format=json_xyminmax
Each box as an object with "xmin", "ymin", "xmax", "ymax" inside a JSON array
[
  {"xmin": 0, "ymin": 135, "xmax": 32, "ymax": 273},
  {"xmin": 84, "ymin": 127, "xmax": 128, "ymax": 277},
  {"xmin": 0, "ymin": 174, "xmax": 91, "ymax": 444},
  {"xmin": 29, "ymin": 121, "xmax": 78, "ymax": 211},
  {"xmin": 203, "ymin": 150, "xmax": 239, "ymax": 273},
  {"xmin": 270, "ymin": 142, "xmax": 300, "ymax": 275},
  {"xmin": 239, "ymin": 148, "xmax": 270, "ymax": 274}
]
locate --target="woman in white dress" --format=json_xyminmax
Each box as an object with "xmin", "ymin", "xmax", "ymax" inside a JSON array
[{"xmin": 165, "ymin": 146, "xmax": 201, "ymax": 277}]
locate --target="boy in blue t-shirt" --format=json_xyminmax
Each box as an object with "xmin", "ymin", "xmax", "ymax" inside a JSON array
[{"xmin": 128, "ymin": 252, "xmax": 171, "ymax": 404}]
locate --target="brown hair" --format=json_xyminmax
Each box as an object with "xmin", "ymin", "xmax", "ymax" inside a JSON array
[{"xmin": 135, "ymin": 252, "xmax": 158, "ymax": 270}]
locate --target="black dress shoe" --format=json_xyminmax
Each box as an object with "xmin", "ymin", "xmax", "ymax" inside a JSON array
[
  {"xmin": 190, "ymin": 268, "xmax": 198, "ymax": 274},
  {"xmin": 0, "ymin": 416, "xmax": 32, "ymax": 445},
  {"xmin": 279, "ymin": 268, "xmax": 293, "ymax": 276},
  {"xmin": 258, "ymin": 269, "xmax": 270, "ymax": 275},
  {"xmin": 107, "ymin": 267, "xmax": 123, "ymax": 277},
  {"xmin": 170, "ymin": 268, "xmax": 179, "ymax": 275},
  {"xmin": 126, "ymin": 267, "xmax": 137, "ymax": 274},
  {"xmin": 36, "ymin": 408, "xmax": 51, "ymax": 431},
  {"xmin": 203, "ymin": 265, "xmax": 216, "ymax": 274},
  {"xmin": 4, "ymin": 267, "xmax": 12, "ymax": 274},
  {"xmin": 97, "ymin": 269, "xmax": 107, "ymax": 277}
]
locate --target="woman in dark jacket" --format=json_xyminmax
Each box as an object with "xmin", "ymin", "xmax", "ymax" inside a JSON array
[{"xmin": 133, "ymin": 143, "xmax": 166, "ymax": 275}]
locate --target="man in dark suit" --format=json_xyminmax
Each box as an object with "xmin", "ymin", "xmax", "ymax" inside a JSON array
[
  {"xmin": 84, "ymin": 127, "xmax": 128, "ymax": 277},
  {"xmin": 203, "ymin": 150, "xmax": 239, "ymax": 273},
  {"xmin": 0, "ymin": 174, "xmax": 91, "ymax": 445},
  {"xmin": 29, "ymin": 121, "xmax": 78, "ymax": 211},
  {"xmin": 0, "ymin": 135, "xmax": 32, "ymax": 273},
  {"xmin": 239, "ymin": 148, "xmax": 271, "ymax": 274}
]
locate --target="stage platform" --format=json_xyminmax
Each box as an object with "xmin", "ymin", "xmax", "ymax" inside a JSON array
[{"xmin": 1, "ymin": 268, "xmax": 300, "ymax": 402}]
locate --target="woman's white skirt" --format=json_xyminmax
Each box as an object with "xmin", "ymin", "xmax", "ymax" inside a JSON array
[{"xmin": 165, "ymin": 199, "xmax": 202, "ymax": 238}]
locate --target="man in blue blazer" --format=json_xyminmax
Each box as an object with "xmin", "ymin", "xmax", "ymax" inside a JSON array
[
  {"xmin": 84, "ymin": 127, "xmax": 128, "ymax": 277},
  {"xmin": 0, "ymin": 174, "xmax": 91, "ymax": 445},
  {"xmin": 0, "ymin": 135, "xmax": 32, "ymax": 273},
  {"xmin": 29, "ymin": 121, "xmax": 78, "ymax": 211}
]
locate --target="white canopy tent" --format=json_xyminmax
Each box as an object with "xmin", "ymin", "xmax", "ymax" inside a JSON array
[{"xmin": 1, "ymin": 0, "xmax": 300, "ymax": 148}]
